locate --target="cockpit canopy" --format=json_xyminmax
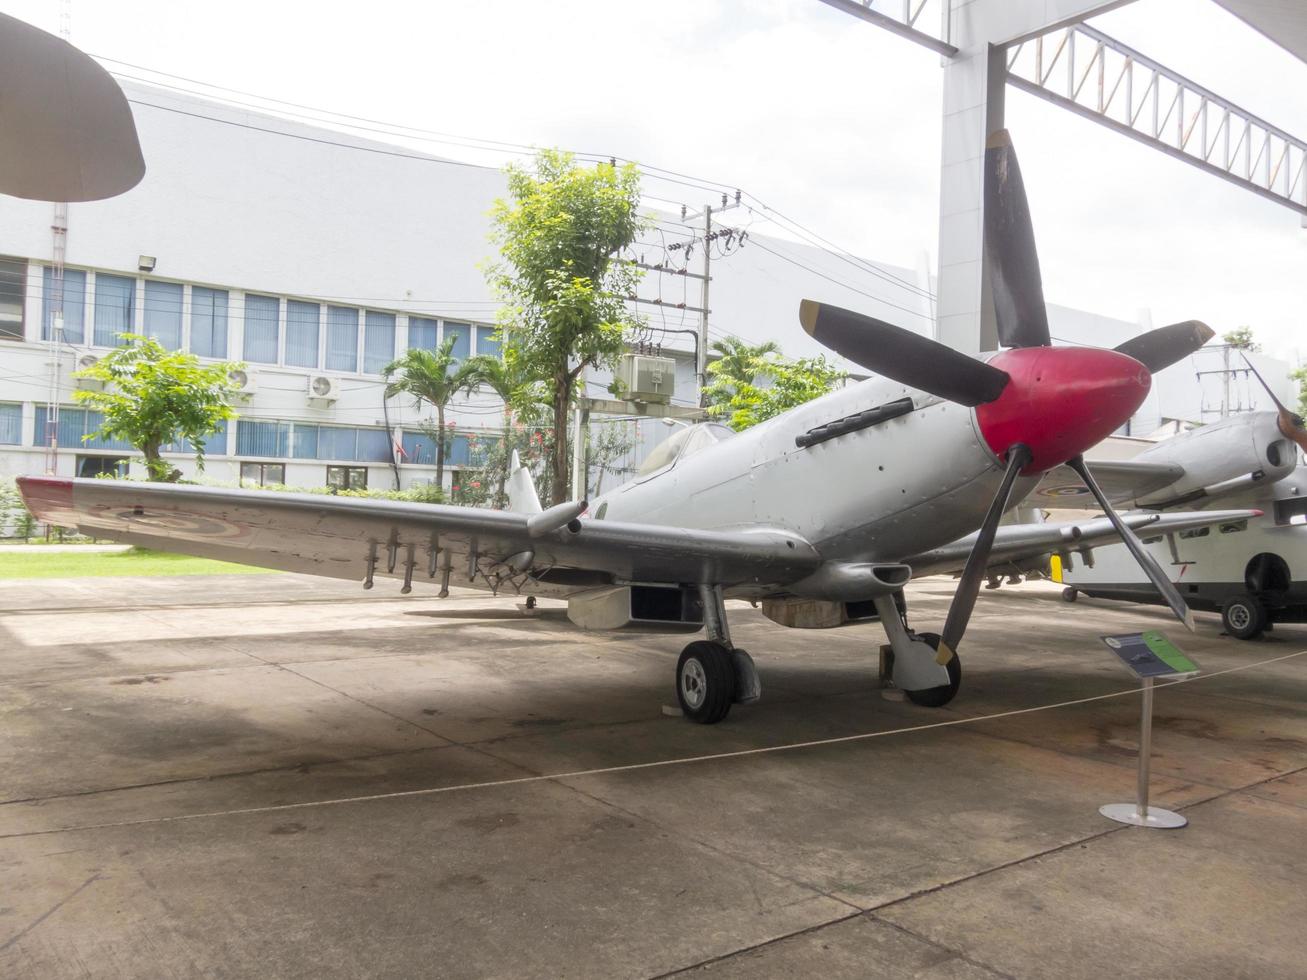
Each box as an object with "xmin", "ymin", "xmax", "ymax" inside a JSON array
[{"xmin": 636, "ymin": 422, "xmax": 736, "ymax": 476}]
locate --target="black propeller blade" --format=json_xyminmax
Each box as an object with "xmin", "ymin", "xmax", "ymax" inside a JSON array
[
  {"xmin": 984, "ymin": 130, "xmax": 1051, "ymax": 349},
  {"xmin": 798, "ymin": 299, "xmax": 1010, "ymax": 407},
  {"xmin": 1067, "ymin": 456, "xmax": 1195, "ymax": 632},
  {"xmin": 1114, "ymin": 320, "xmax": 1214, "ymax": 373},
  {"xmin": 1241, "ymin": 353, "xmax": 1307, "ymax": 455},
  {"xmin": 939, "ymin": 444, "xmax": 1033, "ymax": 659}
]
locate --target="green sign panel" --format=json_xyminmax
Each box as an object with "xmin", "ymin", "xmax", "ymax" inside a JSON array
[{"xmin": 1101, "ymin": 631, "xmax": 1199, "ymax": 679}]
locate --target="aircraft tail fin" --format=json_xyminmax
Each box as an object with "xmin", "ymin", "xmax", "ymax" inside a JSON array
[{"xmin": 506, "ymin": 449, "xmax": 543, "ymax": 514}]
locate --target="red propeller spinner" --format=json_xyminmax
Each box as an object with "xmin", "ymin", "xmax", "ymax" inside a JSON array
[{"xmin": 975, "ymin": 346, "xmax": 1151, "ymax": 473}]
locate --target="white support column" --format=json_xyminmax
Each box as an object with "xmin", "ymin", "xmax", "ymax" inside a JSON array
[
  {"xmin": 936, "ymin": 39, "xmax": 1005, "ymax": 354},
  {"xmin": 934, "ymin": 1, "xmax": 1138, "ymax": 354}
]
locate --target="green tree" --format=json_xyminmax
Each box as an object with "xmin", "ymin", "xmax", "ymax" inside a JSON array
[
  {"xmin": 72, "ymin": 334, "xmax": 241, "ymax": 482},
  {"xmin": 461, "ymin": 353, "xmax": 549, "ymax": 507},
  {"xmin": 1223, "ymin": 326, "xmax": 1259, "ymax": 351},
  {"xmin": 488, "ymin": 149, "xmax": 645, "ymax": 504},
  {"xmin": 383, "ymin": 338, "xmax": 484, "ymax": 489},
  {"xmin": 706, "ymin": 349, "xmax": 846, "ymax": 431},
  {"xmin": 705, "ymin": 337, "xmax": 780, "ymax": 396},
  {"xmin": 1292, "ymin": 364, "xmax": 1307, "ymax": 417},
  {"xmin": 703, "ymin": 337, "xmax": 782, "ymax": 413}
]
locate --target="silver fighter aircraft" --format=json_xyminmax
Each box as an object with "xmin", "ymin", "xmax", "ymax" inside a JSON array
[{"xmin": 17, "ymin": 132, "xmax": 1253, "ymax": 723}]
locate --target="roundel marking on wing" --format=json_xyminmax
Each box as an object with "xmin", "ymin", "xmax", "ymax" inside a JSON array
[{"xmin": 1039, "ymin": 485, "xmax": 1092, "ymax": 497}]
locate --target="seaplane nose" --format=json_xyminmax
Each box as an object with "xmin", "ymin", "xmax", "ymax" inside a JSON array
[{"xmin": 975, "ymin": 346, "xmax": 1151, "ymax": 472}]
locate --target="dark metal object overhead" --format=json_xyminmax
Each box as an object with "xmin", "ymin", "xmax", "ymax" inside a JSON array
[{"xmin": 0, "ymin": 13, "xmax": 145, "ymax": 202}]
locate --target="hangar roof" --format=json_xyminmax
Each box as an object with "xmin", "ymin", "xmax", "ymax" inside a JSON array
[{"xmin": 1214, "ymin": 1, "xmax": 1307, "ymax": 64}]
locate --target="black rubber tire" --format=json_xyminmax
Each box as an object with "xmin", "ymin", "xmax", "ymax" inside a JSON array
[
  {"xmin": 676, "ymin": 641, "xmax": 736, "ymax": 724},
  {"xmin": 1062, "ymin": 587, "xmax": 1078, "ymax": 602},
  {"xmin": 903, "ymin": 632, "xmax": 962, "ymax": 708},
  {"xmin": 1222, "ymin": 593, "xmax": 1267, "ymax": 640}
]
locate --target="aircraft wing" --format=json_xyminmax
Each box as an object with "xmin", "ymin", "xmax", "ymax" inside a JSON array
[
  {"xmin": 1027, "ymin": 459, "xmax": 1184, "ymax": 508},
  {"xmin": 17, "ymin": 477, "xmax": 823, "ymax": 597},
  {"xmin": 904, "ymin": 508, "xmax": 1260, "ymax": 579}
]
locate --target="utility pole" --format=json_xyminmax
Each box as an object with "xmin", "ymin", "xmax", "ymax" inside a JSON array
[
  {"xmin": 678, "ymin": 191, "xmax": 743, "ymax": 406},
  {"xmin": 44, "ymin": 0, "xmax": 74, "ymax": 475},
  {"xmin": 697, "ymin": 204, "xmax": 711, "ymax": 406}
]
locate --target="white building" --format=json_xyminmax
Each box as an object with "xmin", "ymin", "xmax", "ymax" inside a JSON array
[{"xmin": 0, "ymin": 80, "xmax": 1294, "ymax": 496}]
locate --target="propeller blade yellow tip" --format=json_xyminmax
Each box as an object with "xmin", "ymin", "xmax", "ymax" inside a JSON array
[{"xmin": 798, "ymin": 300, "xmax": 819, "ymax": 337}]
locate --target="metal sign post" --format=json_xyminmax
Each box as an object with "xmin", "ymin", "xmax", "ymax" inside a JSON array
[{"xmin": 1098, "ymin": 631, "xmax": 1198, "ymax": 829}]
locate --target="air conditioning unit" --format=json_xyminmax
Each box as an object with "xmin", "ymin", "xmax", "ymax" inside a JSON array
[
  {"xmin": 618, "ymin": 353, "xmax": 676, "ymax": 404},
  {"xmin": 307, "ymin": 374, "xmax": 341, "ymax": 405},
  {"xmin": 228, "ymin": 367, "xmax": 257, "ymax": 402},
  {"xmin": 74, "ymin": 353, "xmax": 103, "ymax": 389}
]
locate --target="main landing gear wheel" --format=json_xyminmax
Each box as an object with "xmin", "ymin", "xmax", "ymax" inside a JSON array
[
  {"xmin": 903, "ymin": 632, "xmax": 961, "ymax": 708},
  {"xmin": 676, "ymin": 640, "xmax": 736, "ymax": 724},
  {"xmin": 1222, "ymin": 593, "xmax": 1267, "ymax": 640}
]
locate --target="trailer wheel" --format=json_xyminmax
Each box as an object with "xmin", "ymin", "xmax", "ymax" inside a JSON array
[
  {"xmin": 1222, "ymin": 593, "xmax": 1267, "ymax": 640},
  {"xmin": 1061, "ymin": 587, "xmax": 1078, "ymax": 602}
]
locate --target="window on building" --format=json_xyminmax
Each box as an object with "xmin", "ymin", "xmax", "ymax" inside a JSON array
[
  {"xmin": 240, "ymin": 461, "xmax": 285, "ymax": 486},
  {"xmin": 162, "ymin": 419, "xmax": 229, "ymax": 455},
  {"xmin": 356, "ymin": 427, "xmax": 391, "ymax": 462},
  {"xmin": 447, "ymin": 434, "xmax": 471, "ymax": 466},
  {"xmin": 93, "ymin": 273, "xmax": 136, "ymax": 346},
  {"xmin": 191, "ymin": 287, "xmax": 228, "ymax": 358},
  {"xmin": 326, "ymin": 465, "xmax": 367, "ymax": 491},
  {"xmin": 1179, "ymin": 527, "xmax": 1210, "ymax": 539},
  {"xmin": 235, "ymin": 419, "xmax": 290, "ymax": 457},
  {"xmin": 286, "ymin": 300, "xmax": 321, "ymax": 368},
  {"xmin": 401, "ymin": 429, "xmax": 436, "ymax": 465},
  {"xmin": 474, "ymin": 325, "xmax": 501, "ymax": 358},
  {"xmin": 33, "ymin": 406, "xmax": 133, "ymax": 451},
  {"xmin": 326, "ymin": 306, "xmax": 359, "ymax": 372},
  {"xmin": 408, "ymin": 316, "xmax": 438, "ymax": 351},
  {"xmin": 76, "ymin": 455, "xmax": 129, "ymax": 479},
  {"xmin": 317, "ymin": 425, "xmax": 356, "ymax": 461},
  {"xmin": 0, "ymin": 403, "xmax": 21, "ymax": 445},
  {"xmin": 363, "ymin": 311, "xmax": 395, "ymax": 374},
  {"xmin": 444, "ymin": 321, "xmax": 470, "ymax": 361},
  {"xmin": 143, "ymin": 280, "xmax": 183, "ymax": 350},
  {"xmin": 0, "ymin": 257, "xmax": 25, "ymax": 341},
  {"xmin": 292, "ymin": 423, "xmax": 319, "ymax": 459},
  {"xmin": 243, "ymin": 294, "xmax": 280, "ymax": 364},
  {"xmin": 41, "ymin": 267, "xmax": 85, "ymax": 344}
]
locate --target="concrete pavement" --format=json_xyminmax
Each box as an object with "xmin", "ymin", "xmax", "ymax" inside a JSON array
[{"xmin": 0, "ymin": 573, "xmax": 1303, "ymax": 978}]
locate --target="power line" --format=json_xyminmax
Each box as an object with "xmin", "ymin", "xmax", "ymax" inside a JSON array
[{"xmin": 102, "ymin": 57, "xmax": 937, "ymax": 309}]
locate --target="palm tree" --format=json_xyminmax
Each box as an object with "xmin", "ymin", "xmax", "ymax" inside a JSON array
[
  {"xmin": 383, "ymin": 338, "xmax": 483, "ymax": 489},
  {"xmin": 707, "ymin": 337, "xmax": 780, "ymax": 395},
  {"xmin": 704, "ymin": 337, "xmax": 781, "ymax": 417},
  {"xmin": 462, "ymin": 353, "xmax": 548, "ymax": 507}
]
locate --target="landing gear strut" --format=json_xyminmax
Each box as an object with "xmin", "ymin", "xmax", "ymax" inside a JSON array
[
  {"xmin": 872, "ymin": 592, "xmax": 960, "ymax": 708},
  {"xmin": 674, "ymin": 585, "xmax": 761, "ymax": 724}
]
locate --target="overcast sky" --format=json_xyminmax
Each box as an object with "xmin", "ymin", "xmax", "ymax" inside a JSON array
[{"xmin": 4, "ymin": 0, "xmax": 1305, "ymax": 362}]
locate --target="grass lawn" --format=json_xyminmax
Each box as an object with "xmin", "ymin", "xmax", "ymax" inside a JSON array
[{"xmin": 0, "ymin": 548, "xmax": 274, "ymax": 579}]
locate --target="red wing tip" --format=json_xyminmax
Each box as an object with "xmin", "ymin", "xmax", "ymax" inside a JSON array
[
  {"xmin": 1250, "ymin": 510, "xmax": 1264, "ymax": 518},
  {"xmin": 16, "ymin": 475, "xmax": 75, "ymax": 518}
]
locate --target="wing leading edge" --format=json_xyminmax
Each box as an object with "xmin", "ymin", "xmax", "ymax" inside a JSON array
[
  {"xmin": 17, "ymin": 477, "xmax": 823, "ymax": 598},
  {"xmin": 904, "ymin": 508, "xmax": 1261, "ymax": 579}
]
